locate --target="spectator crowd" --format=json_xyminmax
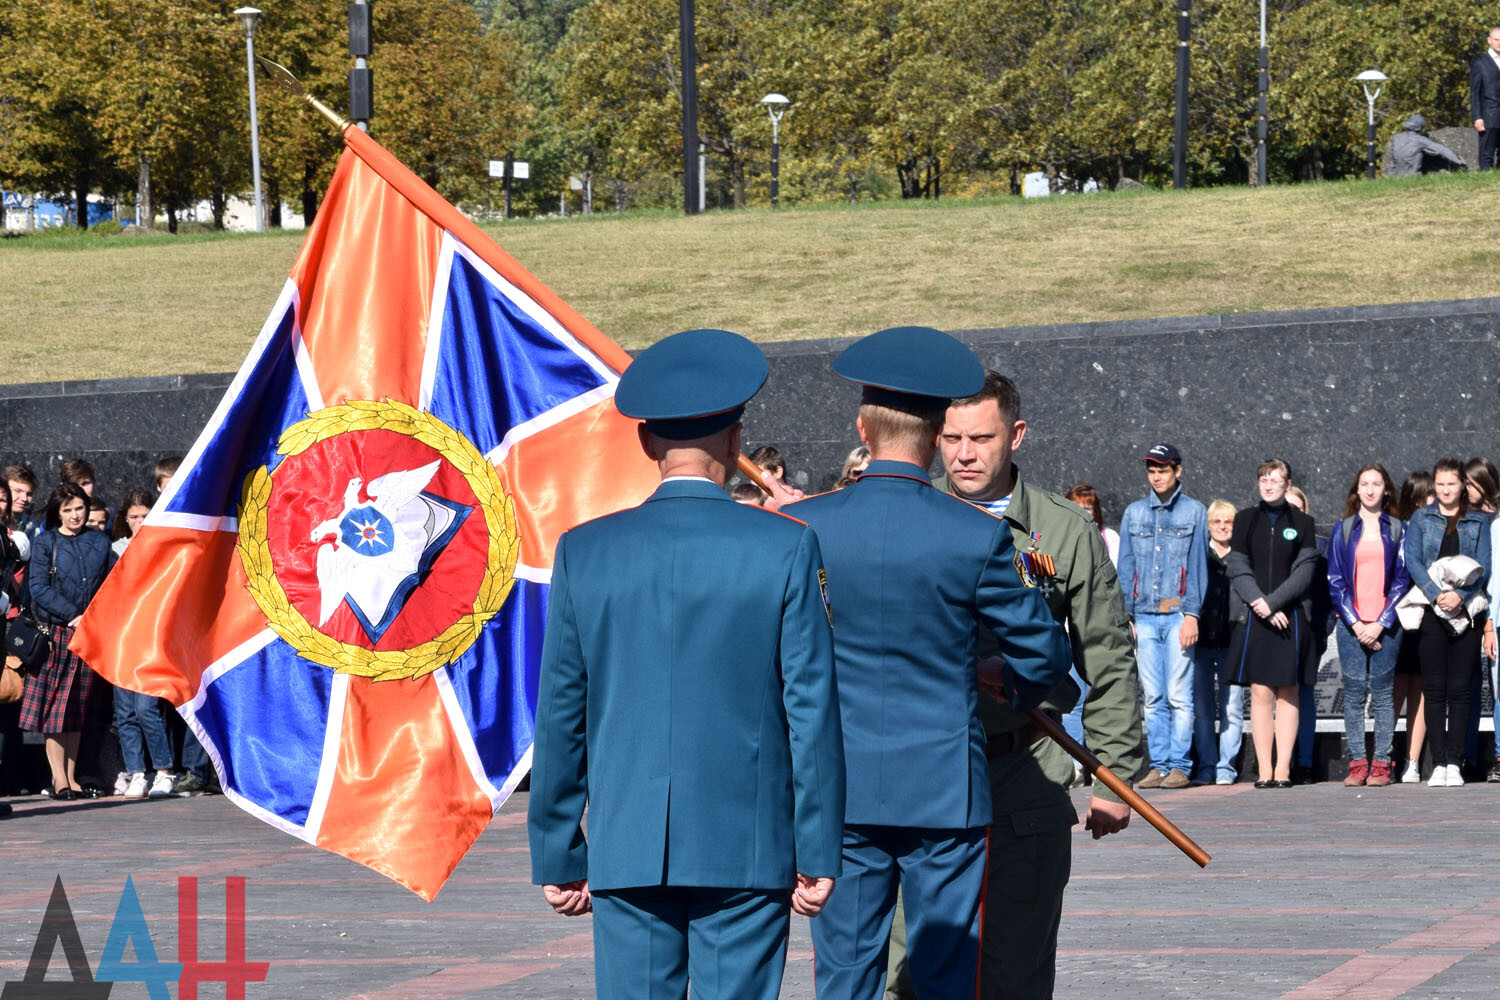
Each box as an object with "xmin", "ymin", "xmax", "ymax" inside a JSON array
[
  {"xmin": 0, "ymin": 455, "xmax": 222, "ymax": 812},
  {"xmin": 735, "ymin": 444, "xmax": 1500, "ymax": 790}
]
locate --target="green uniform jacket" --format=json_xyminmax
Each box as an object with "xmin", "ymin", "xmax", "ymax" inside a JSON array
[{"xmin": 937, "ymin": 468, "xmax": 1144, "ymax": 806}]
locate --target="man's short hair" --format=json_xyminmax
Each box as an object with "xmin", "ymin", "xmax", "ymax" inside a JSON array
[
  {"xmin": 859, "ymin": 402, "xmax": 945, "ymax": 455},
  {"xmin": 3, "ymin": 465, "xmax": 36, "ymax": 488},
  {"xmin": 749, "ymin": 445, "xmax": 785, "ymax": 476},
  {"xmin": 730, "ymin": 482, "xmax": 764, "ymax": 504},
  {"xmin": 952, "ymin": 370, "xmax": 1020, "ymax": 425},
  {"xmin": 60, "ymin": 458, "xmax": 95, "ymax": 484},
  {"xmin": 1257, "ymin": 458, "xmax": 1290, "ymax": 481}
]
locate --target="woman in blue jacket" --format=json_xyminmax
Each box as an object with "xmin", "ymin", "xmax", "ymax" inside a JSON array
[
  {"xmin": 16, "ymin": 483, "xmax": 116, "ymax": 799},
  {"xmin": 1403, "ymin": 458, "xmax": 1491, "ymax": 787},
  {"xmin": 1326, "ymin": 464, "xmax": 1410, "ymax": 787}
]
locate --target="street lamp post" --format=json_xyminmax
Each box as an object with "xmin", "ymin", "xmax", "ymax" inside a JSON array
[
  {"xmin": 1172, "ymin": 0, "xmax": 1189, "ymax": 189},
  {"xmin": 761, "ymin": 93, "xmax": 789, "ymax": 207},
  {"xmin": 1356, "ymin": 70, "xmax": 1388, "ymax": 180},
  {"xmin": 1257, "ymin": 0, "xmax": 1269, "ymax": 186},
  {"xmin": 349, "ymin": 0, "xmax": 372, "ymax": 133},
  {"xmin": 679, "ymin": 0, "xmax": 699, "ymax": 215},
  {"xmin": 234, "ymin": 7, "xmax": 265, "ymax": 232}
]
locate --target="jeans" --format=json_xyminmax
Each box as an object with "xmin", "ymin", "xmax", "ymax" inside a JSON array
[
  {"xmin": 1492, "ymin": 657, "xmax": 1500, "ymax": 762},
  {"xmin": 181, "ymin": 726, "xmax": 213, "ymax": 782},
  {"xmin": 1191, "ymin": 646, "xmax": 1243, "ymax": 782},
  {"xmin": 1335, "ymin": 625, "xmax": 1400, "ymax": 764},
  {"xmin": 1135, "ymin": 612, "xmax": 1194, "ymax": 774},
  {"xmin": 1060, "ymin": 666, "xmax": 1089, "ymax": 751},
  {"xmin": 114, "ymin": 688, "xmax": 172, "ymax": 774}
]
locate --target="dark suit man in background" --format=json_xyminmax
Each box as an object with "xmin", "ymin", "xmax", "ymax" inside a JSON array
[
  {"xmin": 1470, "ymin": 26, "xmax": 1500, "ymax": 169},
  {"xmin": 790, "ymin": 326, "xmax": 1072, "ymax": 1000},
  {"xmin": 528, "ymin": 328, "xmax": 846, "ymax": 1000}
]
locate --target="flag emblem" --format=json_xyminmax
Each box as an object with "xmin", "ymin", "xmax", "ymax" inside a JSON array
[{"xmin": 238, "ymin": 400, "xmax": 516, "ymax": 680}]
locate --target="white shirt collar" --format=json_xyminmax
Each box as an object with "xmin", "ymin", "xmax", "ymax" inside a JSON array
[{"xmin": 661, "ymin": 475, "xmax": 718, "ymax": 485}]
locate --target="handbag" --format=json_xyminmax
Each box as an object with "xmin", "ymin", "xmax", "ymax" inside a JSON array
[
  {"xmin": 5, "ymin": 611, "xmax": 51, "ymax": 674},
  {"xmin": 0, "ymin": 650, "xmax": 23, "ymax": 704}
]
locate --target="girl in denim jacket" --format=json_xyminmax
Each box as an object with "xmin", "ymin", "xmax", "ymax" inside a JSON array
[{"xmin": 1402, "ymin": 457, "xmax": 1492, "ymax": 787}]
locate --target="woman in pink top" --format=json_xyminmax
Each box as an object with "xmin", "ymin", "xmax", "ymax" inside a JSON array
[{"xmin": 1326, "ymin": 465, "xmax": 1410, "ymax": 787}]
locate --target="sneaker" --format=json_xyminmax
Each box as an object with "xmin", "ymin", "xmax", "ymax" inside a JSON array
[
  {"xmin": 1488, "ymin": 761, "xmax": 1500, "ymax": 783},
  {"xmin": 1366, "ymin": 761, "xmax": 1392, "ymax": 787},
  {"xmin": 1446, "ymin": 764, "xmax": 1465, "ymax": 787},
  {"xmin": 123, "ymin": 772, "xmax": 148, "ymax": 799},
  {"xmin": 1344, "ymin": 760, "xmax": 1369, "ymax": 787},
  {"xmin": 113, "ymin": 772, "xmax": 130, "ymax": 796},
  {"xmin": 1402, "ymin": 760, "xmax": 1421, "ymax": 783},
  {"xmin": 148, "ymin": 771, "xmax": 175, "ymax": 798},
  {"xmin": 1429, "ymin": 767, "xmax": 1447, "ymax": 787},
  {"xmin": 1162, "ymin": 768, "xmax": 1191, "ymax": 789},
  {"xmin": 1136, "ymin": 769, "xmax": 1166, "ymax": 789},
  {"xmin": 1215, "ymin": 776, "xmax": 1234, "ymax": 786},
  {"xmin": 173, "ymin": 773, "xmax": 206, "ymax": 797}
]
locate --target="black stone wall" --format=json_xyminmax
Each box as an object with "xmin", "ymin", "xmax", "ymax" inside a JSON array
[
  {"xmin": 0, "ymin": 373, "xmax": 233, "ymax": 503},
  {"xmin": 3, "ymin": 297, "xmax": 1499, "ymax": 533},
  {"xmin": 744, "ymin": 297, "xmax": 1500, "ymax": 531}
]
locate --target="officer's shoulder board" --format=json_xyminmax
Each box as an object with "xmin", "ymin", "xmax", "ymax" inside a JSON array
[{"xmin": 1048, "ymin": 494, "xmax": 1098, "ymax": 527}]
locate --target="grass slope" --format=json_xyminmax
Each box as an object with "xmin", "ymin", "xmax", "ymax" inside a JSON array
[{"xmin": 4, "ymin": 171, "xmax": 1498, "ymax": 384}]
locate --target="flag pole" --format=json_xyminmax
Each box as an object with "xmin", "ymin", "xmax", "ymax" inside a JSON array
[
  {"xmin": 256, "ymin": 57, "xmax": 351, "ymax": 132},
  {"xmin": 735, "ymin": 455, "xmax": 1211, "ymax": 869}
]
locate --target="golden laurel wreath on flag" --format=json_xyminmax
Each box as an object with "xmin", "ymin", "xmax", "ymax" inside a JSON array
[{"xmin": 237, "ymin": 398, "xmax": 519, "ymax": 681}]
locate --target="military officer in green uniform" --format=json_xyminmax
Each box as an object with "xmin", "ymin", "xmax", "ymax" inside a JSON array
[{"xmin": 886, "ymin": 370, "xmax": 1144, "ymax": 1000}]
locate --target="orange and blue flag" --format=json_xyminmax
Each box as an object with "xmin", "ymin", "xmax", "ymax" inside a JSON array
[{"xmin": 71, "ymin": 127, "xmax": 658, "ymax": 900}]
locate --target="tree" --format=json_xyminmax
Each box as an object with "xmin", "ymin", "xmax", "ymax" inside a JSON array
[
  {"xmin": 1277, "ymin": 0, "xmax": 1479, "ymax": 179},
  {"xmin": 371, "ymin": 1, "xmax": 527, "ymax": 208},
  {"xmin": 0, "ymin": 1, "xmax": 127, "ymax": 227}
]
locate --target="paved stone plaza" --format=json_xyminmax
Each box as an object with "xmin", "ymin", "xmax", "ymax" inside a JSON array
[{"xmin": 3, "ymin": 780, "xmax": 1498, "ymax": 999}]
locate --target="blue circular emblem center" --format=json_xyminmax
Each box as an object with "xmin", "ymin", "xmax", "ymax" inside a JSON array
[{"xmin": 340, "ymin": 506, "xmax": 395, "ymax": 556}]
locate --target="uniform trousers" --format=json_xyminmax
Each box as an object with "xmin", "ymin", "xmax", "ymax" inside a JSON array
[
  {"xmin": 811, "ymin": 824, "xmax": 986, "ymax": 1000},
  {"xmin": 886, "ymin": 737, "xmax": 1077, "ymax": 1000},
  {"xmin": 590, "ymin": 885, "xmax": 789, "ymax": 1000}
]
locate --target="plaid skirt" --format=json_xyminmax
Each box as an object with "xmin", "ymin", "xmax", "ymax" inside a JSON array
[{"xmin": 17, "ymin": 624, "xmax": 97, "ymax": 734}]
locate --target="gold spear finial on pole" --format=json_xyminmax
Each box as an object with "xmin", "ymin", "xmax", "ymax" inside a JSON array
[{"xmin": 256, "ymin": 57, "xmax": 351, "ymax": 133}]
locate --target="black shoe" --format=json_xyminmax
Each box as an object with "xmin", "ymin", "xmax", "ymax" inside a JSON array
[
  {"xmin": 1254, "ymin": 779, "xmax": 1274, "ymax": 789},
  {"xmin": 52, "ymin": 787, "xmax": 77, "ymax": 801},
  {"xmin": 79, "ymin": 784, "xmax": 105, "ymax": 799},
  {"xmin": 1274, "ymin": 779, "xmax": 1293, "ymax": 788},
  {"xmin": 1487, "ymin": 762, "xmax": 1500, "ymax": 783},
  {"xmin": 1292, "ymin": 765, "xmax": 1315, "ymax": 785},
  {"xmin": 0, "ymin": 802, "xmax": 12, "ymax": 817}
]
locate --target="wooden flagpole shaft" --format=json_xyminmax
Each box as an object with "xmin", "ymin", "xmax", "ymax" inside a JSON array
[
  {"xmin": 1028, "ymin": 709, "xmax": 1210, "ymax": 868},
  {"xmin": 733, "ymin": 454, "xmax": 1210, "ymax": 868}
]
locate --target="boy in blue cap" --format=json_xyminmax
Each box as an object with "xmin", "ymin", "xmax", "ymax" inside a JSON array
[
  {"xmin": 528, "ymin": 328, "xmax": 846, "ymax": 1000},
  {"xmin": 788, "ymin": 326, "xmax": 1072, "ymax": 1000}
]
